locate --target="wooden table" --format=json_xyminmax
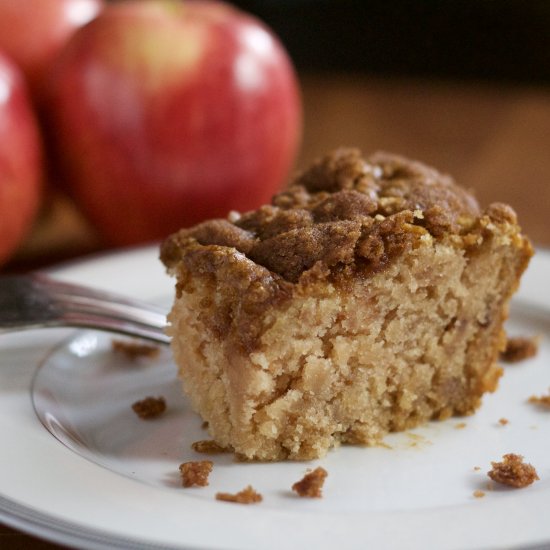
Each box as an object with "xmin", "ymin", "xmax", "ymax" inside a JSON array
[{"xmin": 2, "ymin": 74, "xmax": 550, "ymax": 548}]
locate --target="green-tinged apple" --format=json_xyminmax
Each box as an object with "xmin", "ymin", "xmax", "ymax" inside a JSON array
[
  {"xmin": 0, "ymin": 0, "xmax": 103, "ymax": 103},
  {"xmin": 47, "ymin": 0, "xmax": 302, "ymax": 246},
  {"xmin": 0, "ymin": 51, "xmax": 43, "ymax": 266}
]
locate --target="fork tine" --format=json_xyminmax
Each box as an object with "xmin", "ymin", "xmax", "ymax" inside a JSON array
[
  {"xmin": 0, "ymin": 274, "xmax": 170, "ymax": 344},
  {"xmin": 37, "ymin": 275, "xmax": 167, "ymax": 329},
  {"xmin": 60, "ymin": 312, "xmax": 170, "ymax": 343},
  {"xmin": 0, "ymin": 275, "xmax": 61, "ymax": 325},
  {"xmin": 57, "ymin": 295, "xmax": 167, "ymax": 329},
  {"xmin": 31, "ymin": 274, "xmax": 166, "ymax": 313}
]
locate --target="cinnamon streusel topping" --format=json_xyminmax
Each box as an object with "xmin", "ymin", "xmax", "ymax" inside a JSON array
[{"xmin": 161, "ymin": 149, "xmax": 486, "ymax": 284}]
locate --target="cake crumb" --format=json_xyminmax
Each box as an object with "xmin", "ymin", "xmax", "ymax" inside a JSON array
[
  {"xmin": 201, "ymin": 421, "xmax": 209, "ymax": 430},
  {"xmin": 473, "ymin": 466, "xmax": 481, "ymax": 471},
  {"xmin": 215, "ymin": 486, "xmax": 262, "ymax": 504},
  {"xmin": 292, "ymin": 467, "xmax": 328, "ymax": 498},
  {"xmin": 501, "ymin": 336, "xmax": 539, "ymax": 363},
  {"xmin": 192, "ymin": 440, "xmax": 231, "ymax": 454},
  {"xmin": 112, "ymin": 339, "xmax": 160, "ymax": 360},
  {"xmin": 455, "ymin": 422, "xmax": 467, "ymax": 429},
  {"xmin": 488, "ymin": 454, "xmax": 539, "ymax": 488},
  {"xmin": 132, "ymin": 396, "xmax": 166, "ymax": 419},
  {"xmin": 179, "ymin": 460, "xmax": 213, "ymax": 487},
  {"xmin": 406, "ymin": 432, "xmax": 432, "ymax": 447},
  {"xmin": 528, "ymin": 390, "xmax": 550, "ymax": 409},
  {"xmin": 473, "ymin": 490, "xmax": 486, "ymax": 498},
  {"xmin": 498, "ymin": 418, "xmax": 509, "ymax": 425}
]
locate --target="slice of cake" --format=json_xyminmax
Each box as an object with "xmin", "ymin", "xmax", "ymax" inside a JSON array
[{"xmin": 161, "ymin": 149, "xmax": 533, "ymax": 461}]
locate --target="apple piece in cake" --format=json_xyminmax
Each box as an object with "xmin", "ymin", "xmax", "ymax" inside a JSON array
[{"xmin": 161, "ymin": 149, "xmax": 533, "ymax": 461}]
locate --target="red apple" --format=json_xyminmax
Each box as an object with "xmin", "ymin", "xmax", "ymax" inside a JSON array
[
  {"xmin": 0, "ymin": 51, "xmax": 43, "ymax": 266},
  {"xmin": 0, "ymin": 0, "xmax": 103, "ymax": 103},
  {"xmin": 47, "ymin": 0, "xmax": 302, "ymax": 246}
]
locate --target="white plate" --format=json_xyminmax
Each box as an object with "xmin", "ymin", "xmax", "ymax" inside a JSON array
[{"xmin": 1, "ymin": 245, "xmax": 550, "ymax": 550}]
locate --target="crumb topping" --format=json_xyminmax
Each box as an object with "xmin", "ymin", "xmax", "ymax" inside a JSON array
[
  {"xmin": 161, "ymin": 148, "xmax": 498, "ymax": 284},
  {"xmin": 131, "ymin": 396, "xmax": 166, "ymax": 419},
  {"xmin": 501, "ymin": 336, "xmax": 539, "ymax": 363},
  {"xmin": 488, "ymin": 454, "xmax": 539, "ymax": 488},
  {"xmin": 292, "ymin": 467, "xmax": 328, "ymax": 498},
  {"xmin": 179, "ymin": 461, "xmax": 213, "ymax": 487},
  {"xmin": 192, "ymin": 440, "xmax": 231, "ymax": 454},
  {"xmin": 528, "ymin": 390, "xmax": 550, "ymax": 408},
  {"xmin": 112, "ymin": 339, "xmax": 160, "ymax": 360},
  {"xmin": 215, "ymin": 486, "xmax": 262, "ymax": 504}
]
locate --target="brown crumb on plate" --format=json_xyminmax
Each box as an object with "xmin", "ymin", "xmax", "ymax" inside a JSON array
[
  {"xmin": 528, "ymin": 390, "xmax": 550, "ymax": 408},
  {"xmin": 215, "ymin": 485, "xmax": 262, "ymax": 504},
  {"xmin": 192, "ymin": 440, "xmax": 232, "ymax": 454},
  {"xmin": 488, "ymin": 453, "xmax": 539, "ymax": 488},
  {"xmin": 455, "ymin": 422, "xmax": 467, "ymax": 429},
  {"xmin": 112, "ymin": 339, "xmax": 160, "ymax": 360},
  {"xmin": 473, "ymin": 490, "xmax": 485, "ymax": 498},
  {"xmin": 473, "ymin": 466, "xmax": 481, "ymax": 471},
  {"xmin": 498, "ymin": 418, "xmax": 509, "ymax": 425},
  {"xmin": 500, "ymin": 336, "xmax": 539, "ymax": 363},
  {"xmin": 292, "ymin": 467, "xmax": 328, "ymax": 498},
  {"xmin": 132, "ymin": 396, "xmax": 166, "ymax": 419},
  {"xmin": 179, "ymin": 461, "xmax": 213, "ymax": 487},
  {"xmin": 201, "ymin": 421, "xmax": 209, "ymax": 430}
]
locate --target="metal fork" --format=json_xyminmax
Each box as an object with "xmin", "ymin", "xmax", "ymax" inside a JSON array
[{"xmin": 0, "ymin": 274, "xmax": 170, "ymax": 344}]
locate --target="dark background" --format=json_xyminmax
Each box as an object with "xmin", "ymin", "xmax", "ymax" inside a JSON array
[{"xmin": 232, "ymin": 0, "xmax": 550, "ymax": 83}]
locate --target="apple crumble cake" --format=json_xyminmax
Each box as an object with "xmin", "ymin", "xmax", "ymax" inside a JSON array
[{"xmin": 161, "ymin": 148, "xmax": 533, "ymax": 461}]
